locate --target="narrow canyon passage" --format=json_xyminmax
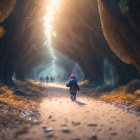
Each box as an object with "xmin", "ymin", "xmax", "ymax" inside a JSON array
[
  {"xmin": 16, "ymin": 84, "xmax": 140, "ymax": 140},
  {"xmin": 0, "ymin": 0, "xmax": 140, "ymax": 140}
]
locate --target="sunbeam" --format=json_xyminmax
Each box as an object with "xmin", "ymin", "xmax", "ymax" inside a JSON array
[{"xmin": 44, "ymin": 0, "xmax": 60, "ymax": 77}]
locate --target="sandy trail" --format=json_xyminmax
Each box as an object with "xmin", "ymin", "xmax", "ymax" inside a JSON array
[{"xmin": 18, "ymin": 83, "xmax": 140, "ymax": 140}]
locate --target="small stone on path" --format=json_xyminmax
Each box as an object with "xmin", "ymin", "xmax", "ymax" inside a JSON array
[
  {"xmin": 88, "ymin": 124, "xmax": 97, "ymax": 127},
  {"xmin": 48, "ymin": 115, "xmax": 52, "ymax": 119},
  {"xmin": 90, "ymin": 134, "xmax": 97, "ymax": 140},
  {"xmin": 71, "ymin": 138, "xmax": 80, "ymax": 140},
  {"xmin": 109, "ymin": 127, "xmax": 112, "ymax": 131},
  {"xmin": 46, "ymin": 134, "xmax": 54, "ymax": 138},
  {"xmin": 111, "ymin": 132, "xmax": 117, "ymax": 135},
  {"xmin": 72, "ymin": 121, "xmax": 81, "ymax": 126},
  {"xmin": 128, "ymin": 131, "xmax": 132, "ymax": 134},
  {"xmin": 62, "ymin": 128, "xmax": 71, "ymax": 133},
  {"xmin": 43, "ymin": 127, "xmax": 53, "ymax": 132},
  {"xmin": 134, "ymin": 127, "xmax": 137, "ymax": 129}
]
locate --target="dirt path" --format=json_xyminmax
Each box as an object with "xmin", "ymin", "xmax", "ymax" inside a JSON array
[{"xmin": 18, "ymin": 83, "xmax": 140, "ymax": 140}]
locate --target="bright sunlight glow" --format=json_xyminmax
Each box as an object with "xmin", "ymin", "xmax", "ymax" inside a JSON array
[{"xmin": 44, "ymin": 0, "xmax": 60, "ymax": 77}]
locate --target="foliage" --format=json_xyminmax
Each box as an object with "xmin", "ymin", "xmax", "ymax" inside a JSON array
[
  {"xmin": 0, "ymin": 26, "xmax": 5, "ymax": 38},
  {"xmin": 0, "ymin": 0, "xmax": 16, "ymax": 23},
  {"xmin": 0, "ymin": 80, "xmax": 45, "ymax": 130},
  {"xmin": 100, "ymin": 80, "xmax": 140, "ymax": 111}
]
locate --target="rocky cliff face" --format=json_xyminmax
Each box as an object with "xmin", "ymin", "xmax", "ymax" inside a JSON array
[
  {"xmin": 0, "ymin": 0, "xmax": 16, "ymax": 23},
  {"xmin": 0, "ymin": 0, "xmax": 47, "ymax": 86},
  {"xmin": 53, "ymin": 0, "xmax": 140, "ymax": 86},
  {"xmin": 98, "ymin": 0, "xmax": 140, "ymax": 71},
  {"xmin": 0, "ymin": 0, "xmax": 16, "ymax": 37}
]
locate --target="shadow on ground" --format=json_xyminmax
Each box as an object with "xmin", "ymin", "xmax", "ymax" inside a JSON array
[{"xmin": 75, "ymin": 101, "xmax": 86, "ymax": 106}]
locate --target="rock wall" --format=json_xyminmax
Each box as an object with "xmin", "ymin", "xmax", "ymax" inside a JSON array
[
  {"xmin": 0, "ymin": 0, "xmax": 139, "ymax": 87},
  {"xmin": 98, "ymin": 0, "xmax": 140, "ymax": 71},
  {"xmin": 0, "ymin": 0, "xmax": 16, "ymax": 37},
  {"xmin": 53, "ymin": 0, "xmax": 140, "ymax": 86},
  {"xmin": 0, "ymin": 0, "xmax": 47, "ymax": 86},
  {"xmin": 0, "ymin": 0, "xmax": 16, "ymax": 23}
]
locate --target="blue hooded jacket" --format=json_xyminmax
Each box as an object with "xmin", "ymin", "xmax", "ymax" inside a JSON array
[{"xmin": 66, "ymin": 78, "xmax": 80, "ymax": 93}]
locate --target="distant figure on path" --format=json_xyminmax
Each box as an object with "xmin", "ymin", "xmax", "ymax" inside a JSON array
[
  {"xmin": 50, "ymin": 76, "xmax": 53, "ymax": 83},
  {"xmin": 52, "ymin": 77, "xmax": 55, "ymax": 82},
  {"xmin": 40, "ymin": 77, "xmax": 43, "ymax": 82},
  {"xmin": 46, "ymin": 76, "xmax": 49, "ymax": 83},
  {"xmin": 66, "ymin": 74, "xmax": 80, "ymax": 101}
]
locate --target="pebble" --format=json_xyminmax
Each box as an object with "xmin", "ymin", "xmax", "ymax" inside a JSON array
[
  {"xmin": 43, "ymin": 127, "xmax": 53, "ymax": 132},
  {"xmin": 33, "ymin": 119, "xmax": 38, "ymax": 124},
  {"xmin": 128, "ymin": 131, "xmax": 132, "ymax": 134},
  {"xmin": 46, "ymin": 134, "xmax": 54, "ymax": 138},
  {"xmin": 72, "ymin": 121, "xmax": 81, "ymax": 126},
  {"xmin": 111, "ymin": 132, "xmax": 117, "ymax": 135},
  {"xmin": 90, "ymin": 134, "xmax": 97, "ymax": 140},
  {"xmin": 109, "ymin": 127, "xmax": 112, "ymax": 131},
  {"xmin": 3, "ymin": 110, "xmax": 8, "ymax": 113},
  {"xmin": 48, "ymin": 115, "xmax": 52, "ymax": 119},
  {"xmin": 62, "ymin": 128, "xmax": 70, "ymax": 133},
  {"xmin": 134, "ymin": 127, "xmax": 137, "ymax": 129},
  {"xmin": 88, "ymin": 124, "xmax": 97, "ymax": 127}
]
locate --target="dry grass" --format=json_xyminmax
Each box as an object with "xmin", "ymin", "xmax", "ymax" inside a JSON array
[
  {"xmin": 100, "ymin": 79, "xmax": 140, "ymax": 111},
  {"xmin": 0, "ymin": 80, "xmax": 45, "ymax": 130}
]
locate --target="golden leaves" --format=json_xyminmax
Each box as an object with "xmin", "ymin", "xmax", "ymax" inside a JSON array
[
  {"xmin": 0, "ymin": 26, "xmax": 5, "ymax": 38},
  {"xmin": 100, "ymin": 90, "xmax": 140, "ymax": 111},
  {"xmin": 0, "ymin": 79, "xmax": 44, "ymax": 129},
  {"xmin": 0, "ymin": 0, "xmax": 16, "ymax": 23}
]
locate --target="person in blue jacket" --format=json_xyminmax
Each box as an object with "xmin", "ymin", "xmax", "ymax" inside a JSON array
[{"xmin": 66, "ymin": 74, "xmax": 80, "ymax": 101}]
